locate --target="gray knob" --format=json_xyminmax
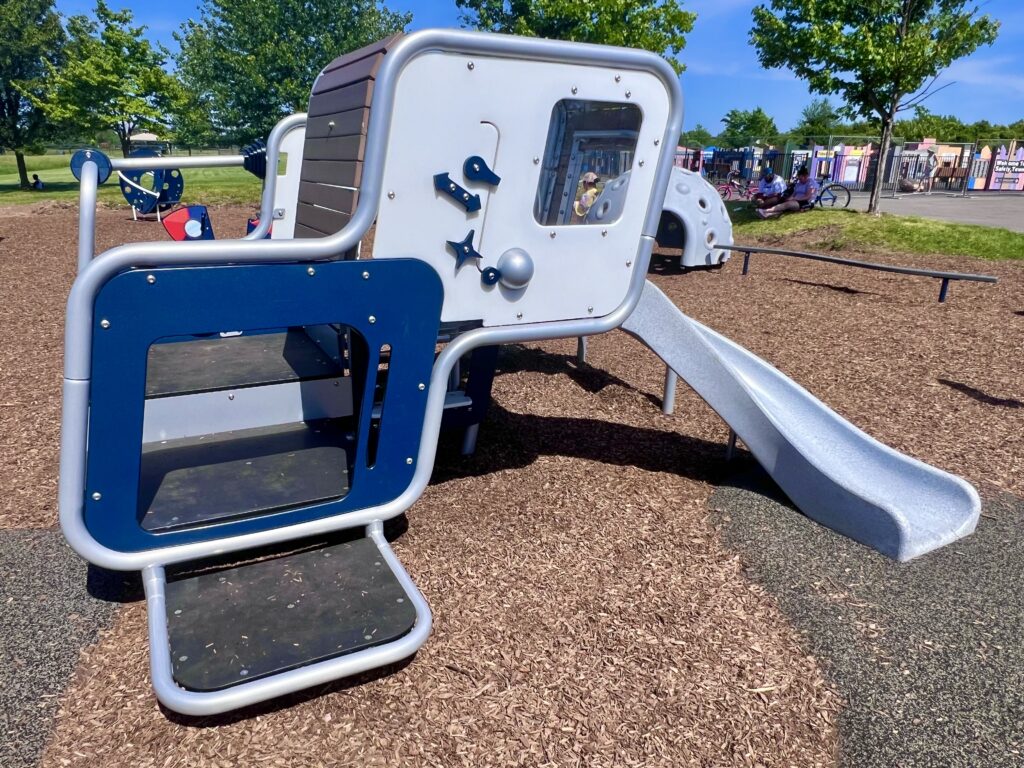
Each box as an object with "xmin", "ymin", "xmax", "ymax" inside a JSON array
[{"xmin": 496, "ymin": 248, "xmax": 534, "ymax": 289}]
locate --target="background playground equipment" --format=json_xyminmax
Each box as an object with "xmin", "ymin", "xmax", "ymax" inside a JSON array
[{"xmin": 62, "ymin": 29, "xmax": 981, "ymax": 717}]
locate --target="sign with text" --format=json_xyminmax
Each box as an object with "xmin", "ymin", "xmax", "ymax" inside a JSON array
[{"xmin": 993, "ymin": 158, "xmax": 1024, "ymax": 174}]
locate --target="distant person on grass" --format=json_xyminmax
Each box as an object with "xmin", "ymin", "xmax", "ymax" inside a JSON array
[
  {"xmin": 756, "ymin": 166, "xmax": 817, "ymax": 219},
  {"xmin": 31, "ymin": 174, "xmax": 44, "ymax": 190},
  {"xmin": 752, "ymin": 167, "xmax": 785, "ymax": 209}
]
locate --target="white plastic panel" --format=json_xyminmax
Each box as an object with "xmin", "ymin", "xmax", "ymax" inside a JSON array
[
  {"xmin": 372, "ymin": 51, "xmax": 672, "ymax": 326},
  {"xmin": 270, "ymin": 125, "xmax": 307, "ymax": 240}
]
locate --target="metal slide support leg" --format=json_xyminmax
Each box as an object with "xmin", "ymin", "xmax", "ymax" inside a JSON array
[
  {"xmin": 662, "ymin": 366, "xmax": 677, "ymax": 415},
  {"xmin": 742, "ymin": 251, "xmax": 751, "ymax": 275},
  {"xmin": 461, "ymin": 423, "xmax": 480, "ymax": 456},
  {"xmin": 725, "ymin": 429, "xmax": 737, "ymax": 462},
  {"xmin": 576, "ymin": 336, "xmax": 587, "ymax": 364},
  {"xmin": 76, "ymin": 160, "xmax": 98, "ymax": 273},
  {"xmin": 938, "ymin": 278, "xmax": 950, "ymax": 303}
]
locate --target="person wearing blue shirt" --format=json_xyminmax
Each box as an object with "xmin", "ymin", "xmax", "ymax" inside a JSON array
[
  {"xmin": 756, "ymin": 166, "xmax": 818, "ymax": 219},
  {"xmin": 752, "ymin": 167, "xmax": 785, "ymax": 209}
]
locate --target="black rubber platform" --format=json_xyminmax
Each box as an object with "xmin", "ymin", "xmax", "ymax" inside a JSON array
[
  {"xmin": 146, "ymin": 329, "xmax": 343, "ymax": 398},
  {"xmin": 139, "ymin": 420, "xmax": 351, "ymax": 531},
  {"xmin": 165, "ymin": 538, "xmax": 417, "ymax": 692}
]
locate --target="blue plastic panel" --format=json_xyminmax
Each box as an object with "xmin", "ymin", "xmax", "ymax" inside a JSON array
[{"xmin": 85, "ymin": 259, "xmax": 443, "ymax": 554}]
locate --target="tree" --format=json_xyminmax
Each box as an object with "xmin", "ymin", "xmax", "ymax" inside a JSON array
[
  {"xmin": 751, "ymin": 1, "xmax": 999, "ymax": 212},
  {"xmin": 30, "ymin": 1, "xmax": 176, "ymax": 156},
  {"xmin": 791, "ymin": 98, "xmax": 840, "ymax": 145},
  {"xmin": 719, "ymin": 107, "xmax": 778, "ymax": 147},
  {"xmin": 457, "ymin": 0, "xmax": 695, "ymax": 75},
  {"xmin": 0, "ymin": 0, "xmax": 66, "ymax": 188},
  {"xmin": 681, "ymin": 123, "xmax": 713, "ymax": 147},
  {"xmin": 175, "ymin": 0, "xmax": 411, "ymax": 145}
]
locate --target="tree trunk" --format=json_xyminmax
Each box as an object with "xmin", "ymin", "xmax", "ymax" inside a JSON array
[
  {"xmin": 868, "ymin": 116, "xmax": 894, "ymax": 214},
  {"xmin": 15, "ymin": 150, "xmax": 30, "ymax": 189},
  {"xmin": 120, "ymin": 135, "xmax": 132, "ymax": 156}
]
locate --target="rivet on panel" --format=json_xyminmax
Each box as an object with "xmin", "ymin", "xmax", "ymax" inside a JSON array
[
  {"xmin": 418, "ymin": 383, "xmax": 425, "ymax": 391},
  {"xmin": 362, "ymin": 271, "xmax": 370, "ymax": 279},
  {"xmin": 601, "ymin": 229, "xmax": 608, "ymax": 237},
  {"xmin": 615, "ymin": 75, "xmax": 622, "ymax": 82},
  {"xmin": 91, "ymin": 492, "xmax": 102, "ymax": 501},
  {"xmin": 588, "ymin": 306, "xmax": 594, "ymax": 314},
  {"xmin": 100, "ymin": 319, "xmax": 111, "ymax": 329},
  {"xmin": 307, "ymin": 266, "xmax": 316, "ymax": 276},
  {"xmin": 368, "ymin": 315, "xmax": 376, "ymax": 324},
  {"xmin": 571, "ymin": 86, "xmax": 578, "ymax": 94},
  {"xmin": 533, "ymin": 156, "xmax": 540, "ymax": 165},
  {"xmin": 228, "ymin": 393, "xmax": 235, "ymax": 400},
  {"xmin": 387, "ymin": 190, "xmax": 395, "ymax": 199},
  {"xmin": 626, "ymin": 261, "xmax": 632, "ymax": 267},
  {"xmin": 516, "ymin": 313, "xmax": 523, "ymax": 320},
  {"xmin": 625, "ymin": 90, "xmax": 631, "ymax": 98},
  {"xmin": 406, "ymin": 457, "xmax": 414, "ymax": 465},
  {"xmin": 654, "ymin": 139, "xmax": 661, "ymax": 146},
  {"xmin": 467, "ymin": 61, "xmax": 475, "ymax": 70},
  {"xmin": 638, "ymin": 160, "xmax": 645, "ymax": 167},
  {"xmin": 549, "ymin": 231, "xmax": 556, "ymax": 239},
  {"xmin": 146, "ymin": 274, "xmax": 156, "ymax": 284}
]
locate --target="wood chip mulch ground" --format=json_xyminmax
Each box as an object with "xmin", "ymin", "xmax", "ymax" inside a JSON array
[{"xmin": 1, "ymin": 204, "xmax": 1021, "ymax": 767}]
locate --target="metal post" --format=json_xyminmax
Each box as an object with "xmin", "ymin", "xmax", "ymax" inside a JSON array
[
  {"xmin": 76, "ymin": 160, "xmax": 98, "ymax": 273},
  {"xmin": 961, "ymin": 142, "xmax": 975, "ymax": 198},
  {"xmin": 938, "ymin": 278, "xmax": 950, "ymax": 303},
  {"xmin": 742, "ymin": 250, "xmax": 751, "ymax": 275},
  {"xmin": 461, "ymin": 424, "xmax": 479, "ymax": 456},
  {"xmin": 576, "ymin": 336, "xmax": 587, "ymax": 364},
  {"xmin": 725, "ymin": 429, "xmax": 737, "ymax": 462},
  {"xmin": 662, "ymin": 366, "xmax": 677, "ymax": 415}
]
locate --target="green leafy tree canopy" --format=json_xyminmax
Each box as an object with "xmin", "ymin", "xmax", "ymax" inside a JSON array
[
  {"xmin": 680, "ymin": 122, "xmax": 713, "ymax": 147},
  {"xmin": 1, "ymin": 0, "xmax": 66, "ymax": 187},
  {"xmin": 791, "ymin": 97, "xmax": 840, "ymax": 143},
  {"xmin": 719, "ymin": 107, "xmax": 778, "ymax": 147},
  {"xmin": 751, "ymin": 0, "xmax": 999, "ymax": 211},
  {"xmin": 31, "ymin": 1, "xmax": 175, "ymax": 156},
  {"xmin": 175, "ymin": 0, "xmax": 411, "ymax": 145},
  {"xmin": 457, "ymin": 0, "xmax": 695, "ymax": 75}
]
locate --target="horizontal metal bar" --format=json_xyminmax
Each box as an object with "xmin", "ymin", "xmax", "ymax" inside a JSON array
[
  {"xmin": 111, "ymin": 154, "xmax": 246, "ymax": 171},
  {"xmin": 718, "ymin": 243, "xmax": 997, "ymax": 284}
]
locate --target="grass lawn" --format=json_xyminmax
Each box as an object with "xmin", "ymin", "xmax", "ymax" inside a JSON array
[
  {"xmin": 729, "ymin": 204, "xmax": 1024, "ymax": 261},
  {"xmin": 0, "ymin": 153, "xmax": 261, "ymax": 206}
]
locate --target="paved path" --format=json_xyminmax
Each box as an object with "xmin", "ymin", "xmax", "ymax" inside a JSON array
[
  {"xmin": 849, "ymin": 192, "xmax": 1024, "ymax": 233},
  {"xmin": 711, "ymin": 465, "xmax": 1024, "ymax": 768}
]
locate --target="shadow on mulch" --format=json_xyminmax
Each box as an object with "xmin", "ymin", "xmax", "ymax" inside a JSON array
[
  {"xmin": 710, "ymin": 462, "xmax": 1024, "ymax": 768},
  {"xmin": 937, "ymin": 378, "xmax": 1024, "ymax": 409},
  {"xmin": 783, "ymin": 278, "xmax": 878, "ymax": 296}
]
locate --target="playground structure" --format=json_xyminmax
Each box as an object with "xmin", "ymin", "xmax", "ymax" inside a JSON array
[{"xmin": 62, "ymin": 30, "xmax": 981, "ymax": 717}]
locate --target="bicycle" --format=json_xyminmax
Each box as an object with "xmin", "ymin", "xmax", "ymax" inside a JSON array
[
  {"xmin": 717, "ymin": 171, "xmax": 755, "ymax": 201},
  {"xmin": 814, "ymin": 182, "xmax": 852, "ymax": 208}
]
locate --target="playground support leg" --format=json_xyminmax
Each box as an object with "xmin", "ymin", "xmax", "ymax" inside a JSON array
[
  {"xmin": 938, "ymin": 278, "xmax": 950, "ymax": 303},
  {"xmin": 725, "ymin": 429, "xmax": 737, "ymax": 462},
  {"xmin": 662, "ymin": 366, "xmax": 677, "ymax": 415},
  {"xmin": 576, "ymin": 336, "xmax": 587, "ymax": 364},
  {"xmin": 77, "ymin": 160, "xmax": 98, "ymax": 273},
  {"xmin": 742, "ymin": 251, "xmax": 751, "ymax": 275},
  {"xmin": 461, "ymin": 424, "xmax": 480, "ymax": 456}
]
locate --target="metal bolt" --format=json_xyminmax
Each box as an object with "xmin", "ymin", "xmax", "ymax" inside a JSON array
[
  {"xmin": 462, "ymin": 192, "xmax": 469, "ymax": 201},
  {"xmin": 625, "ymin": 90, "xmax": 631, "ymax": 98},
  {"xmin": 626, "ymin": 260, "xmax": 632, "ymax": 267},
  {"xmin": 406, "ymin": 457, "xmax": 413, "ymax": 465},
  {"xmin": 463, "ymin": 245, "xmax": 470, "ymax": 252},
  {"xmin": 615, "ymin": 75, "xmax": 621, "ymax": 83},
  {"xmin": 85, "ymin": 150, "xmax": 92, "ymax": 158},
  {"xmin": 467, "ymin": 61, "xmax": 475, "ymax": 70},
  {"xmin": 387, "ymin": 190, "xmax": 395, "ymax": 199},
  {"xmin": 228, "ymin": 393, "xmax": 235, "ymax": 400},
  {"xmin": 533, "ymin": 156, "xmax": 540, "ymax": 165},
  {"xmin": 449, "ymin": 183, "xmax": 456, "ymax": 191},
  {"xmin": 418, "ymin": 383, "xmax": 425, "ymax": 391},
  {"xmin": 306, "ymin": 266, "xmax": 315, "ymax": 276},
  {"xmin": 601, "ymin": 229, "xmax": 608, "ymax": 237},
  {"xmin": 516, "ymin": 312, "xmax": 523, "ymax": 320},
  {"xmin": 654, "ymin": 139, "xmax": 661, "ymax": 146},
  {"xmin": 146, "ymin": 274, "xmax": 156, "ymax": 284},
  {"xmin": 638, "ymin": 160, "xmax": 645, "ymax": 167},
  {"xmin": 362, "ymin": 271, "xmax": 370, "ymax": 279},
  {"xmin": 571, "ymin": 86, "xmax": 578, "ymax": 94},
  {"xmin": 368, "ymin": 315, "xmax": 376, "ymax": 324},
  {"xmin": 588, "ymin": 306, "xmax": 594, "ymax": 314},
  {"xmin": 100, "ymin": 319, "xmax": 110, "ymax": 329},
  {"xmin": 273, "ymin": 207, "xmax": 285, "ymax": 219},
  {"xmin": 473, "ymin": 163, "xmax": 480, "ymax": 172},
  {"xmin": 549, "ymin": 231, "xmax": 556, "ymax": 239},
  {"xmin": 91, "ymin": 492, "xmax": 102, "ymax": 501},
  {"xmin": 328, "ymin": 120, "xmax": 335, "ymax": 128}
]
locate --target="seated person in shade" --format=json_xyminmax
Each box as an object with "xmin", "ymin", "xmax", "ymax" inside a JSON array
[
  {"xmin": 752, "ymin": 167, "xmax": 784, "ymax": 208},
  {"xmin": 756, "ymin": 166, "xmax": 818, "ymax": 219},
  {"xmin": 31, "ymin": 174, "xmax": 44, "ymax": 190},
  {"xmin": 573, "ymin": 172, "xmax": 600, "ymax": 219}
]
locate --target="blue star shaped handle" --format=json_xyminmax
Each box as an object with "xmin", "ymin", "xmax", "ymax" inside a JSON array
[{"xmin": 445, "ymin": 230, "xmax": 483, "ymax": 270}]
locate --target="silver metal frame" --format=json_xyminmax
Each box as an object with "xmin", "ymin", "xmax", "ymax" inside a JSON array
[{"xmin": 59, "ymin": 29, "xmax": 682, "ymax": 713}]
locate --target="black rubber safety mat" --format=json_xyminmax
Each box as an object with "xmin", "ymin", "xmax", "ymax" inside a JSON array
[
  {"xmin": 139, "ymin": 420, "xmax": 351, "ymax": 531},
  {"xmin": 146, "ymin": 329, "xmax": 343, "ymax": 397},
  {"xmin": 165, "ymin": 537, "xmax": 417, "ymax": 692}
]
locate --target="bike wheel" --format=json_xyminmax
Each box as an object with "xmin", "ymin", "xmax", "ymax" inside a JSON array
[
  {"xmin": 819, "ymin": 183, "xmax": 851, "ymax": 208},
  {"xmin": 718, "ymin": 185, "xmax": 732, "ymax": 200}
]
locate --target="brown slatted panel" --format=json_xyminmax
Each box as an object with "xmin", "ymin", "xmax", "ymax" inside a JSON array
[
  {"xmin": 303, "ymin": 135, "xmax": 366, "ymax": 162},
  {"xmin": 296, "ymin": 33, "xmax": 402, "ymax": 243},
  {"xmin": 305, "ymin": 111, "xmax": 369, "ymax": 139},
  {"xmin": 298, "ymin": 182, "xmax": 358, "ymax": 212}
]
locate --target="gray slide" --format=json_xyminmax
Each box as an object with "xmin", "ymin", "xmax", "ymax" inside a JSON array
[{"xmin": 622, "ymin": 281, "xmax": 980, "ymax": 561}]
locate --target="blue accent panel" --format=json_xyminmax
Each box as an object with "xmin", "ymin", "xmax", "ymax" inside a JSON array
[
  {"xmin": 119, "ymin": 149, "xmax": 184, "ymax": 214},
  {"xmin": 70, "ymin": 148, "xmax": 113, "ymax": 184},
  {"xmin": 85, "ymin": 259, "xmax": 443, "ymax": 554}
]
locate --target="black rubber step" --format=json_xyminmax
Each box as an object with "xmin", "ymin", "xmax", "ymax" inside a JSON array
[
  {"xmin": 165, "ymin": 538, "xmax": 417, "ymax": 692},
  {"xmin": 139, "ymin": 420, "xmax": 351, "ymax": 532},
  {"xmin": 146, "ymin": 329, "xmax": 344, "ymax": 398}
]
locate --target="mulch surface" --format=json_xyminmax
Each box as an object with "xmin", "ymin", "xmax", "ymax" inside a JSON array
[{"xmin": 0, "ymin": 204, "xmax": 1021, "ymax": 766}]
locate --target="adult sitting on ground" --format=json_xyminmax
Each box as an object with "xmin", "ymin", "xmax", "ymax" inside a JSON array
[
  {"xmin": 756, "ymin": 166, "xmax": 818, "ymax": 219},
  {"xmin": 752, "ymin": 167, "xmax": 785, "ymax": 209},
  {"xmin": 31, "ymin": 174, "xmax": 44, "ymax": 190}
]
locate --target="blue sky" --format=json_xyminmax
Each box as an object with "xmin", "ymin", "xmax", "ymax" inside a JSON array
[{"xmin": 56, "ymin": 0, "xmax": 1024, "ymax": 132}]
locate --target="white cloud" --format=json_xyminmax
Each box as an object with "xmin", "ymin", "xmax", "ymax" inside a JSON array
[{"xmin": 942, "ymin": 56, "xmax": 1024, "ymax": 96}]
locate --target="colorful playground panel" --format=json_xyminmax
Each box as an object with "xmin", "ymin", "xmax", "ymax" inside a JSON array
[{"xmin": 61, "ymin": 29, "xmax": 979, "ymax": 716}]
